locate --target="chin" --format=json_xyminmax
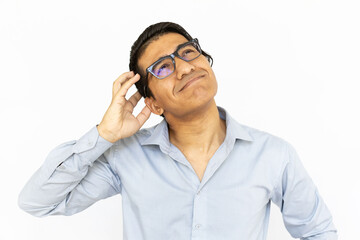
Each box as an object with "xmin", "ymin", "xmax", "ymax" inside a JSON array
[{"xmin": 185, "ymin": 88, "xmax": 217, "ymax": 110}]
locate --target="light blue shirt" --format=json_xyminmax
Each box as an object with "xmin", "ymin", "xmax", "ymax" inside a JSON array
[{"xmin": 18, "ymin": 107, "xmax": 337, "ymax": 239}]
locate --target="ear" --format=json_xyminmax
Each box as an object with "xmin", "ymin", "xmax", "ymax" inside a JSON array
[{"xmin": 144, "ymin": 97, "xmax": 164, "ymax": 116}]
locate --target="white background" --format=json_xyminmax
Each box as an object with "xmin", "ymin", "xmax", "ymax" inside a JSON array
[{"xmin": 1, "ymin": 0, "xmax": 359, "ymax": 239}]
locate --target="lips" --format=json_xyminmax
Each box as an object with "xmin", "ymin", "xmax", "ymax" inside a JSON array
[{"xmin": 179, "ymin": 74, "xmax": 205, "ymax": 92}]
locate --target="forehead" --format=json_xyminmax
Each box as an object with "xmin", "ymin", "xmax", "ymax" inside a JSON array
[{"xmin": 138, "ymin": 33, "xmax": 189, "ymax": 70}]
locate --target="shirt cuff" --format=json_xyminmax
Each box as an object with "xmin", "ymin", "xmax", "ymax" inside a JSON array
[{"xmin": 72, "ymin": 125, "xmax": 114, "ymax": 165}]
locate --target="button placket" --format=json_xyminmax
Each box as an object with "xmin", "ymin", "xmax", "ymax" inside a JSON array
[{"xmin": 192, "ymin": 187, "xmax": 206, "ymax": 238}]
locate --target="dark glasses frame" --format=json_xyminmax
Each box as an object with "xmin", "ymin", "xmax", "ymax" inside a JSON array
[{"xmin": 146, "ymin": 38, "xmax": 202, "ymax": 80}]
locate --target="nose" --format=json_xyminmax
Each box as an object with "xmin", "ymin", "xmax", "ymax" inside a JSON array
[{"xmin": 175, "ymin": 57, "xmax": 195, "ymax": 79}]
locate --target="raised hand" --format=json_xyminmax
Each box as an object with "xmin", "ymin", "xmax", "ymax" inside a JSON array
[{"xmin": 97, "ymin": 71, "xmax": 151, "ymax": 143}]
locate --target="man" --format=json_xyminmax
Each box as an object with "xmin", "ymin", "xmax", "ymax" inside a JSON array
[{"xmin": 18, "ymin": 22, "xmax": 337, "ymax": 239}]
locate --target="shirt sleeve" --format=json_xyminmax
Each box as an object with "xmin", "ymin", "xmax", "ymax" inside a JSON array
[
  {"xmin": 270, "ymin": 142, "xmax": 338, "ymax": 239},
  {"xmin": 18, "ymin": 125, "xmax": 121, "ymax": 217}
]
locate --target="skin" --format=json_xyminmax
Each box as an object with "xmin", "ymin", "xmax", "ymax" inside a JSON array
[{"xmin": 98, "ymin": 32, "xmax": 226, "ymax": 181}]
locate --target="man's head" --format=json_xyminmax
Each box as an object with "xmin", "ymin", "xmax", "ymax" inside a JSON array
[{"xmin": 129, "ymin": 22, "xmax": 217, "ymax": 119}]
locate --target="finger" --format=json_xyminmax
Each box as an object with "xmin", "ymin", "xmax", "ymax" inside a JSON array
[
  {"xmin": 112, "ymin": 71, "xmax": 135, "ymax": 99},
  {"xmin": 117, "ymin": 73, "xmax": 141, "ymax": 98},
  {"xmin": 128, "ymin": 91, "xmax": 142, "ymax": 108},
  {"xmin": 123, "ymin": 91, "xmax": 141, "ymax": 112},
  {"xmin": 114, "ymin": 71, "xmax": 135, "ymax": 85},
  {"xmin": 136, "ymin": 105, "xmax": 151, "ymax": 127}
]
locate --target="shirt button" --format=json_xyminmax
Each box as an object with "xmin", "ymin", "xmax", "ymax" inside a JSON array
[
  {"xmin": 195, "ymin": 224, "xmax": 201, "ymax": 229},
  {"xmin": 197, "ymin": 190, "xmax": 201, "ymax": 195}
]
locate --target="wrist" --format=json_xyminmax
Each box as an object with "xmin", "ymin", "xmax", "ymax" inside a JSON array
[{"xmin": 96, "ymin": 124, "xmax": 117, "ymax": 143}]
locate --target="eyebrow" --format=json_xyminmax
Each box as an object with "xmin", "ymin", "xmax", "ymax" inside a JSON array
[{"xmin": 154, "ymin": 41, "xmax": 189, "ymax": 61}]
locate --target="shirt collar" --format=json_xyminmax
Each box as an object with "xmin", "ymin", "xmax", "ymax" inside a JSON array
[
  {"xmin": 218, "ymin": 106, "xmax": 254, "ymax": 142},
  {"xmin": 140, "ymin": 106, "xmax": 253, "ymax": 149},
  {"xmin": 140, "ymin": 118, "xmax": 171, "ymax": 151}
]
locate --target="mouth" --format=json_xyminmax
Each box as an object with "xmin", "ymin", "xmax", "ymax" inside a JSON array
[{"xmin": 179, "ymin": 75, "xmax": 205, "ymax": 92}]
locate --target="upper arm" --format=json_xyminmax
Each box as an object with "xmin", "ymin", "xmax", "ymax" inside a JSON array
[{"xmin": 270, "ymin": 142, "xmax": 337, "ymax": 239}]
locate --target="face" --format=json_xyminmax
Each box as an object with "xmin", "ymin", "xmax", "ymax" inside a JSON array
[{"xmin": 138, "ymin": 33, "xmax": 218, "ymax": 119}]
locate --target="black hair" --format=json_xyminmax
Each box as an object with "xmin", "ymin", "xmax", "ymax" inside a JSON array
[{"xmin": 129, "ymin": 22, "xmax": 213, "ymax": 99}]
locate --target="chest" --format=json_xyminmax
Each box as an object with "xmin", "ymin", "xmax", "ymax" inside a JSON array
[
  {"xmin": 115, "ymin": 141, "xmax": 277, "ymax": 226},
  {"xmin": 117, "ymin": 151, "xmax": 272, "ymax": 235},
  {"xmin": 185, "ymin": 154, "xmax": 212, "ymax": 182}
]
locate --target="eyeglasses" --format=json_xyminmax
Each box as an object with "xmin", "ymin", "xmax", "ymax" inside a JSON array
[{"xmin": 146, "ymin": 38, "xmax": 202, "ymax": 80}]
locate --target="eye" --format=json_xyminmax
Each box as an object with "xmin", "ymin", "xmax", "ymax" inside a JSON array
[
  {"xmin": 158, "ymin": 63, "xmax": 170, "ymax": 72},
  {"xmin": 155, "ymin": 63, "xmax": 172, "ymax": 76},
  {"xmin": 182, "ymin": 49, "xmax": 195, "ymax": 57}
]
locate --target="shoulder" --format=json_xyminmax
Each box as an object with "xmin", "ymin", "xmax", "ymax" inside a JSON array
[
  {"xmin": 105, "ymin": 123, "xmax": 161, "ymax": 166},
  {"xmin": 112, "ymin": 123, "xmax": 160, "ymax": 147},
  {"xmin": 237, "ymin": 123, "xmax": 299, "ymax": 184},
  {"xmin": 236, "ymin": 121, "xmax": 295, "ymax": 160}
]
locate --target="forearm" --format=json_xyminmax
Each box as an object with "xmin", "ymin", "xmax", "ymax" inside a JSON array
[
  {"xmin": 301, "ymin": 230, "xmax": 338, "ymax": 240},
  {"xmin": 18, "ymin": 126, "xmax": 115, "ymax": 217}
]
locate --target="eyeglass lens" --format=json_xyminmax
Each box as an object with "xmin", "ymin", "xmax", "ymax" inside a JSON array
[{"xmin": 152, "ymin": 42, "xmax": 201, "ymax": 78}]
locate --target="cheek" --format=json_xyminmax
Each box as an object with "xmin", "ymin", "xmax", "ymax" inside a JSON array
[
  {"xmin": 207, "ymin": 67, "xmax": 217, "ymax": 87},
  {"xmin": 149, "ymin": 80, "xmax": 175, "ymax": 103}
]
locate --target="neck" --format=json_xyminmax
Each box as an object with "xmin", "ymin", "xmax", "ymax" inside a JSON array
[{"xmin": 166, "ymin": 101, "xmax": 226, "ymax": 154}]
